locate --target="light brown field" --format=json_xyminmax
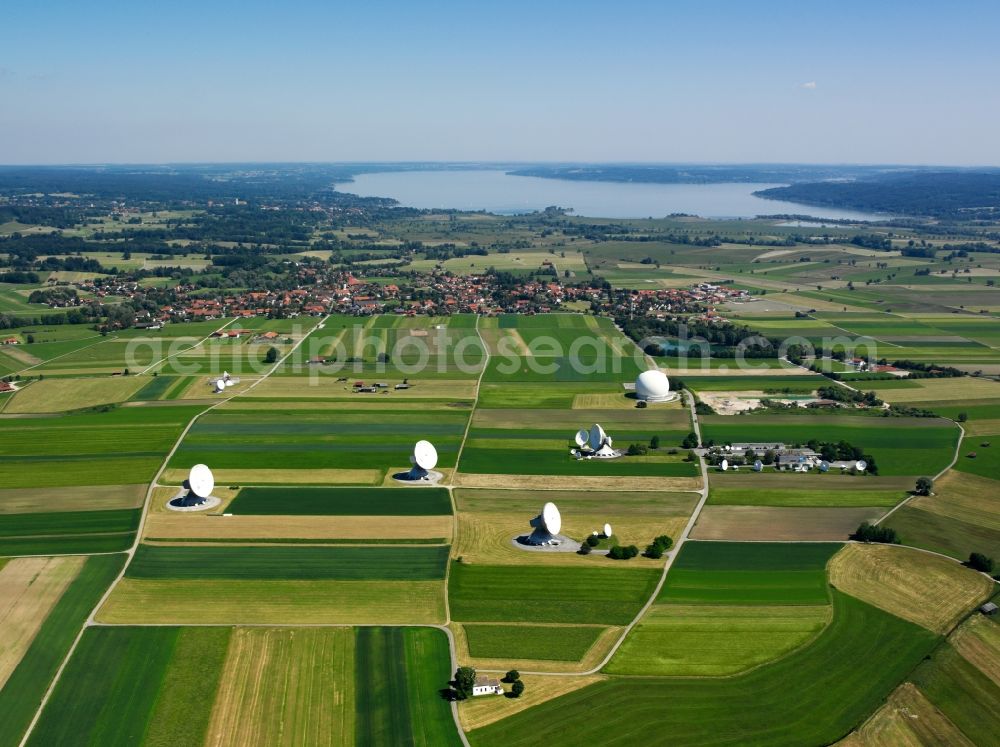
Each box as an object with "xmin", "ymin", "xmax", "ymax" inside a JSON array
[
  {"xmin": 950, "ymin": 614, "xmax": 1000, "ymax": 686},
  {"xmin": 453, "ymin": 473, "xmax": 701, "ymax": 492},
  {"xmin": 571, "ymin": 392, "xmax": 639, "ymax": 409},
  {"xmin": 838, "ymin": 682, "xmax": 974, "ymax": 747},
  {"xmin": 5, "ymin": 376, "xmax": 146, "ymax": 413},
  {"xmin": 453, "ymin": 511, "xmax": 686, "ymax": 567},
  {"xmin": 160, "ymin": 468, "xmax": 383, "ymax": 486},
  {"xmin": 205, "ymin": 627, "xmax": 353, "ymax": 747},
  {"xmin": 451, "ymin": 621, "xmax": 622, "ymax": 674},
  {"xmin": 910, "ymin": 471, "xmax": 1000, "ymax": 531},
  {"xmin": 828, "ymin": 544, "xmax": 993, "ymax": 634},
  {"xmin": 97, "ymin": 579, "xmax": 447, "ymax": 624},
  {"xmin": 691, "ymin": 506, "xmax": 885, "ymax": 541},
  {"xmin": 874, "ymin": 377, "xmax": 1000, "ymax": 404},
  {"xmin": 0, "ymin": 556, "xmax": 85, "ymax": 688},
  {"xmin": 457, "ymin": 673, "xmax": 605, "ymax": 731},
  {"xmin": 0, "ymin": 346, "xmax": 42, "ymax": 366},
  {"xmin": 0, "ymin": 484, "xmax": 146, "ymax": 514},
  {"xmin": 143, "ymin": 513, "xmax": 452, "ymax": 541},
  {"xmin": 963, "ymin": 418, "xmax": 1000, "ymax": 436}
]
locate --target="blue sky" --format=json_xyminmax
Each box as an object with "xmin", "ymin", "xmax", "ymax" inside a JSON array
[{"xmin": 1, "ymin": 0, "xmax": 998, "ymax": 164}]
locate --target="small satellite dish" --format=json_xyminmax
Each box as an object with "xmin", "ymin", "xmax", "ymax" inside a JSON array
[
  {"xmin": 574, "ymin": 429, "xmax": 588, "ymax": 448},
  {"xmin": 603, "ymin": 523, "xmax": 612, "ymax": 537},
  {"xmin": 215, "ymin": 378, "xmax": 226, "ymax": 392},
  {"xmin": 856, "ymin": 460, "xmax": 868, "ymax": 472},
  {"xmin": 725, "ymin": 445, "xmax": 732, "ymax": 452},
  {"xmin": 541, "ymin": 502, "xmax": 562, "ymax": 536},
  {"xmin": 223, "ymin": 370, "xmax": 230, "ymax": 380},
  {"xmin": 413, "ymin": 440, "xmax": 438, "ymax": 471},
  {"xmin": 753, "ymin": 460, "xmax": 763, "ymax": 472},
  {"xmin": 225, "ymin": 379, "xmax": 235, "ymax": 388},
  {"xmin": 188, "ymin": 464, "xmax": 215, "ymax": 498},
  {"xmin": 720, "ymin": 459, "xmax": 729, "ymax": 471},
  {"xmin": 819, "ymin": 461, "xmax": 830, "ymax": 472}
]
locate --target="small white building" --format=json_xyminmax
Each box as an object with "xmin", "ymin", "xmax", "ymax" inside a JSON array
[{"xmin": 472, "ymin": 676, "xmax": 504, "ymax": 696}]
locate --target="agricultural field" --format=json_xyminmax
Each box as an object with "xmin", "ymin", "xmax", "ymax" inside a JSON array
[
  {"xmin": 885, "ymin": 471, "xmax": 1000, "ymax": 561},
  {"xmin": 828, "ymin": 543, "xmax": 993, "ymax": 634},
  {"xmin": 0, "ymin": 404, "xmax": 203, "ymax": 489},
  {"xmin": 4, "ymin": 376, "xmax": 147, "ymax": 413},
  {"xmin": 25, "ymin": 625, "xmax": 459, "ymax": 747}
]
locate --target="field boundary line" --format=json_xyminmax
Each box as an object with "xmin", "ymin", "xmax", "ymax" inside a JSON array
[
  {"xmin": 16, "ymin": 315, "xmax": 328, "ymax": 747},
  {"xmin": 12, "ymin": 334, "xmax": 119, "ymax": 376},
  {"xmin": 874, "ymin": 420, "xmax": 965, "ymax": 527}
]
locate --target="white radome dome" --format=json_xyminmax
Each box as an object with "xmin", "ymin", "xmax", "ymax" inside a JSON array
[{"xmin": 636, "ymin": 369, "xmax": 671, "ymax": 402}]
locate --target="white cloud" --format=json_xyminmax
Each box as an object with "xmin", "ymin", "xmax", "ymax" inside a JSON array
[{"xmin": 800, "ymin": 81, "xmax": 817, "ymax": 89}]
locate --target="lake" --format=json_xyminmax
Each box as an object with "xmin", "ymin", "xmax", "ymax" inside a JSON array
[{"xmin": 336, "ymin": 169, "xmax": 887, "ymax": 221}]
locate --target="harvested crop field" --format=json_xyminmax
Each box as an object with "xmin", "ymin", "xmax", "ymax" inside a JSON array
[
  {"xmin": 206, "ymin": 627, "xmax": 354, "ymax": 747},
  {"xmin": 143, "ymin": 514, "xmax": 452, "ymax": 541},
  {"xmin": 5, "ymin": 376, "xmax": 146, "ymax": 413},
  {"xmin": 950, "ymin": 614, "xmax": 1000, "ymax": 686},
  {"xmin": 828, "ymin": 544, "xmax": 993, "ymax": 634},
  {"xmin": 97, "ymin": 579, "xmax": 447, "ymax": 624},
  {"xmin": 840, "ymin": 682, "xmax": 974, "ymax": 747},
  {"xmin": 0, "ymin": 556, "xmax": 84, "ymax": 688},
  {"xmin": 691, "ymin": 506, "xmax": 885, "ymax": 541}
]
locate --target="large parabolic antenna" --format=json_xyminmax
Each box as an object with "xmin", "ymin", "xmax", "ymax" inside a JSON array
[
  {"xmin": 399, "ymin": 439, "xmax": 439, "ymax": 481},
  {"xmin": 603, "ymin": 522, "xmax": 612, "ymax": 537},
  {"xmin": 855, "ymin": 460, "xmax": 868, "ymax": 472},
  {"xmin": 214, "ymin": 378, "xmax": 226, "ymax": 393},
  {"xmin": 526, "ymin": 501, "xmax": 563, "ymax": 545},
  {"xmin": 753, "ymin": 460, "xmax": 763, "ymax": 472},
  {"xmin": 414, "ymin": 440, "xmax": 438, "ymax": 471},
  {"xmin": 720, "ymin": 459, "xmax": 729, "ymax": 471},
  {"xmin": 574, "ymin": 429, "xmax": 588, "ymax": 448},
  {"xmin": 173, "ymin": 463, "xmax": 215, "ymax": 508}
]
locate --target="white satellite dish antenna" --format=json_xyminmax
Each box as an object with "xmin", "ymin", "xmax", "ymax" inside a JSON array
[
  {"xmin": 856, "ymin": 460, "xmax": 868, "ymax": 472},
  {"xmin": 223, "ymin": 370, "xmax": 230, "ymax": 380},
  {"xmin": 725, "ymin": 445, "xmax": 732, "ymax": 452},
  {"xmin": 541, "ymin": 502, "xmax": 562, "ymax": 536},
  {"xmin": 603, "ymin": 523, "xmax": 612, "ymax": 537},
  {"xmin": 589, "ymin": 424, "xmax": 607, "ymax": 451},
  {"xmin": 413, "ymin": 440, "xmax": 438, "ymax": 471},
  {"xmin": 215, "ymin": 378, "xmax": 226, "ymax": 392},
  {"xmin": 720, "ymin": 459, "xmax": 729, "ymax": 471},
  {"xmin": 225, "ymin": 379, "xmax": 235, "ymax": 388},
  {"xmin": 574, "ymin": 429, "xmax": 588, "ymax": 448},
  {"xmin": 819, "ymin": 461, "xmax": 830, "ymax": 473},
  {"xmin": 753, "ymin": 460, "xmax": 763, "ymax": 472},
  {"xmin": 188, "ymin": 464, "xmax": 215, "ymax": 498}
]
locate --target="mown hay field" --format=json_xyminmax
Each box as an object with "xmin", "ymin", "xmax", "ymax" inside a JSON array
[
  {"xmin": 828, "ymin": 543, "xmax": 993, "ymax": 634},
  {"xmin": 97, "ymin": 579, "xmax": 447, "ymax": 625}
]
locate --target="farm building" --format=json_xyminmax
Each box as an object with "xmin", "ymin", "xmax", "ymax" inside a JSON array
[
  {"xmin": 472, "ymin": 676, "xmax": 504, "ymax": 697},
  {"xmin": 982, "ymin": 602, "xmax": 998, "ymax": 616},
  {"xmin": 2, "ymin": 337, "xmax": 19, "ymax": 345}
]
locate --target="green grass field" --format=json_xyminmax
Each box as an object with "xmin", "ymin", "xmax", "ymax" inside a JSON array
[
  {"xmin": 910, "ymin": 643, "xmax": 1000, "ymax": 745},
  {"xmin": 0, "ymin": 554, "xmax": 126, "ymax": 747},
  {"xmin": 25, "ymin": 626, "xmax": 228, "ymax": 747},
  {"xmin": 468, "ymin": 591, "xmax": 939, "ymax": 747},
  {"xmin": 125, "ymin": 544, "xmax": 449, "ymax": 580},
  {"xmin": 355, "ymin": 627, "xmax": 462, "ymax": 746},
  {"xmin": 0, "ymin": 405, "xmax": 203, "ymax": 489},
  {"xmin": 606, "ymin": 604, "xmax": 831, "ymax": 676},
  {"xmin": 228, "ymin": 486, "xmax": 452, "ymax": 515},
  {"xmin": 449, "ymin": 563, "xmax": 660, "ymax": 625},
  {"xmin": 463, "ymin": 624, "xmax": 606, "ymax": 662},
  {"xmin": 708, "ymin": 486, "xmax": 904, "ymax": 507}
]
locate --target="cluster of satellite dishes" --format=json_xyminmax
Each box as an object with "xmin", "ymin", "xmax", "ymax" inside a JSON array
[
  {"xmin": 213, "ymin": 371, "xmax": 240, "ymax": 394},
  {"xmin": 394, "ymin": 439, "xmax": 441, "ymax": 483},
  {"xmin": 525, "ymin": 501, "xmax": 563, "ymax": 546},
  {"xmin": 168, "ymin": 463, "xmax": 219, "ymax": 510},
  {"xmin": 572, "ymin": 424, "xmax": 620, "ymax": 460},
  {"xmin": 718, "ymin": 458, "xmax": 867, "ymax": 473}
]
